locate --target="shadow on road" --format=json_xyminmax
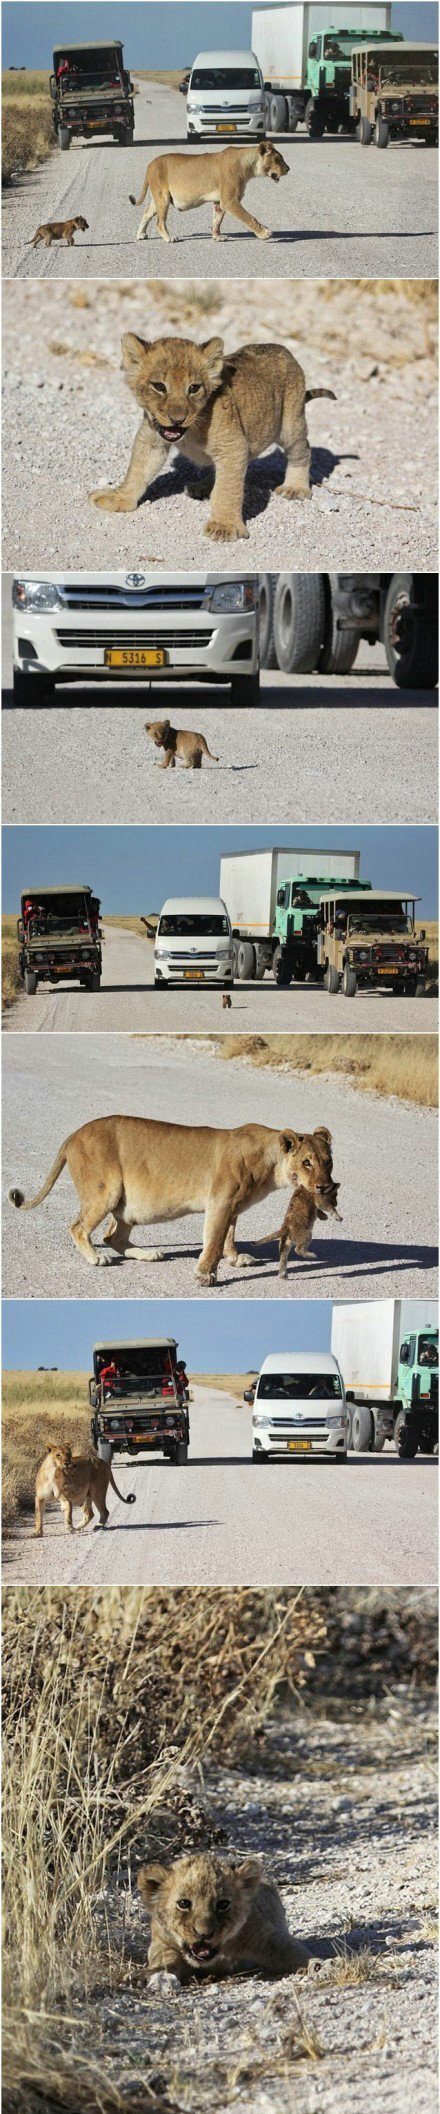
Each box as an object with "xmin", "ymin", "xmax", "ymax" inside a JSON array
[
  {"xmin": 3, "ymin": 683, "xmax": 437, "ymax": 714},
  {"xmin": 143, "ymin": 444, "xmax": 357, "ymax": 523}
]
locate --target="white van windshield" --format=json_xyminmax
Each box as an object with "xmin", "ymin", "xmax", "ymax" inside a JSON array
[
  {"xmin": 257, "ymin": 1373, "xmax": 342, "ymax": 1400},
  {"xmin": 191, "ymin": 67, "xmax": 261, "ymax": 90},
  {"xmin": 159, "ymin": 914, "xmax": 229, "ymax": 936}
]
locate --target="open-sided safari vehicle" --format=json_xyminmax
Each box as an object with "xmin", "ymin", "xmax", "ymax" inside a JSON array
[
  {"xmin": 50, "ymin": 39, "xmax": 134, "ymax": 150},
  {"xmin": 18, "ymin": 886, "xmax": 102, "ymax": 995},
  {"xmin": 89, "ymin": 1340, "xmax": 190, "ymax": 1463},
  {"xmin": 316, "ymin": 890, "xmax": 429, "ymax": 997},
  {"xmin": 350, "ymin": 41, "xmax": 438, "ymax": 147}
]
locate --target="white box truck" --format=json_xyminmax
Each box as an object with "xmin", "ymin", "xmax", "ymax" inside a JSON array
[
  {"xmin": 219, "ymin": 845, "xmax": 361, "ymax": 984},
  {"xmin": 252, "ymin": 4, "xmax": 394, "ymax": 135},
  {"xmin": 331, "ymin": 1300, "xmax": 438, "ymax": 1459}
]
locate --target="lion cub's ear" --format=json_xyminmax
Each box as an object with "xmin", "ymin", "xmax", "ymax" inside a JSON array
[
  {"xmin": 138, "ymin": 1862, "xmax": 167, "ymax": 1903},
  {"xmin": 231, "ymin": 1857, "xmax": 262, "ymax": 1884},
  {"xmin": 314, "ymin": 1126, "xmax": 332, "ymax": 1145},
  {"xmin": 202, "ymin": 336, "xmax": 225, "ymax": 389},
  {"xmin": 121, "ymin": 332, "xmax": 151, "ymax": 375}
]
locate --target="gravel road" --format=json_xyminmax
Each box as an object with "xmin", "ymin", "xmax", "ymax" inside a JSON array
[
  {"xmin": 4, "ymin": 919, "xmax": 436, "ymax": 1035},
  {"xmin": 3, "ymin": 1035, "xmax": 437, "ymax": 1301},
  {"xmin": 3, "ymin": 276, "xmax": 437, "ymax": 572},
  {"xmin": 2, "ymin": 586, "xmax": 438, "ymax": 827},
  {"xmin": 2, "ymin": 78, "xmax": 437, "ymax": 282},
  {"xmin": 5, "ymin": 1382, "xmax": 437, "ymax": 1589}
]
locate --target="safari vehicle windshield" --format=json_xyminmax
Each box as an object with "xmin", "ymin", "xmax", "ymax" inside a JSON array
[
  {"xmin": 257, "ymin": 1373, "xmax": 342, "ymax": 1400},
  {"xmin": 190, "ymin": 66, "xmax": 262, "ymax": 90},
  {"xmin": 378, "ymin": 50, "xmax": 438, "ymax": 84},
  {"xmin": 95, "ymin": 1346, "xmax": 177, "ymax": 1380},
  {"xmin": 347, "ymin": 901, "xmax": 412, "ymax": 935},
  {"xmin": 158, "ymin": 914, "xmax": 230, "ymax": 937},
  {"xmin": 54, "ymin": 47, "xmax": 125, "ymax": 87},
  {"xmin": 418, "ymin": 1336, "xmax": 438, "ymax": 1368},
  {"xmin": 23, "ymin": 891, "xmax": 95, "ymax": 931}
]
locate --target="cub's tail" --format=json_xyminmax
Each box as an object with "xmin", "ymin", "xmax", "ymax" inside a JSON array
[
  {"xmin": 8, "ymin": 1140, "xmax": 68, "ymax": 1212},
  {"xmin": 305, "ymin": 388, "xmax": 336, "ymax": 403}
]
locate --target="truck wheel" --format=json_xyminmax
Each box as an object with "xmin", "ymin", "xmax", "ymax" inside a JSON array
[
  {"xmin": 289, "ymin": 109, "xmax": 300, "ymax": 133},
  {"xmin": 318, "ymin": 589, "xmax": 359, "ymax": 675},
  {"xmin": 24, "ymin": 969, "xmax": 37, "ymax": 995},
  {"xmin": 236, "ymin": 942, "xmax": 256, "ymax": 981},
  {"xmin": 258, "ymin": 575, "xmax": 277, "ymax": 667},
  {"xmin": 229, "ymin": 673, "xmax": 260, "ymax": 706},
  {"xmin": 305, "ymin": 98, "xmax": 325, "ymax": 139},
  {"xmin": 97, "ymin": 1439, "xmax": 112, "ymax": 1462},
  {"xmin": 13, "ymin": 669, "xmax": 55, "ymax": 706},
  {"xmin": 272, "ymin": 946, "xmax": 292, "ymax": 987},
  {"xmin": 415, "ymin": 979, "xmax": 428, "ymax": 997},
  {"xmin": 89, "ymin": 973, "xmax": 101, "ymax": 991},
  {"xmin": 326, "ymin": 114, "xmax": 339, "ymax": 134},
  {"xmin": 254, "ymin": 956, "xmax": 266, "ymax": 980},
  {"xmin": 343, "ymin": 965, "xmax": 357, "ymax": 997},
  {"xmin": 373, "ymin": 1431, "xmax": 385, "ymax": 1452},
  {"xmin": 174, "ymin": 1441, "xmax": 188, "ymax": 1464},
  {"xmin": 360, "ymin": 115, "xmax": 372, "ymax": 145},
  {"xmin": 121, "ymin": 127, "xmax": 134, "ymax": 146},
  {"xmin": 252, "ymin": 1449, "xmax": 267, "ymax": 1461},
  {"xmin": 383, "ymin": 575, "xmax": 438, "ymax": 689},
  {"xmin": 273, "ymin": 574, "xmax": 326, "ymax": 673},
  {"xmin": 325, "ymin": 964, "xmax": 340, "ymax": 994},
  {"xmin": 351, "ymin": 1405, "xmax": 374, "ymax": 1452},
  {"xmin": 420, "ymin": 1433, "xmax": 437, "ymax": 1455},
  {"xmin": 394, "ymin": 1414, "xmax": 418, "ymax": 1461},
  {"xmin": 58, "ymin": 126, "xmax": 71, "ymax": 150},
  {"xmin": 269, "ymin": 94, "xmax": 287, "ymax": 133},
  {"xmin": 374, "ymin": 115, "xmax": 389, "ymax": 148}
]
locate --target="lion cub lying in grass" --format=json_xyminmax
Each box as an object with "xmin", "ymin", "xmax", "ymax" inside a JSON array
[
  {"xmin": 34, "ymin": 1443, "xmax": 135, "ymax": 1535},
  {"xmin": 139, "ymin": 1852, "xmax": 308, "ymax": 1983},
  {"xmin": 90, "ymin": 332, "xmax": 335, "ymax": 542},
  {"xmin": 130, "ymin": 139, "xmax": 288, "ymax": 243}
]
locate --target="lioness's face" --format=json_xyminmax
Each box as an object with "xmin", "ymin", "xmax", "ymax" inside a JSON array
[
  {"xmin": 49, "ymin": 1445, "xmax": 72, "ymax": 1472},
  {"xmin": 121, "ymin": 333, "xmax": 226, "ymax": 444},
  {"xmin": 257, "ymin": 141, "xmax": 289, "ymax": 181},
  {"xmin": 276, "ymin": 1126, "xmax": 333, "ymax": 1193},
  {"xmin": 140, "ymin": 1854, "xmax": 261, "ymax": 1966}
]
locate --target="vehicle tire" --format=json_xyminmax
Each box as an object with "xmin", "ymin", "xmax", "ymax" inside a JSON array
[
  {"xmin": 97, "ymin": 1438, "xmax": 112, "ymax": 1462},
  {"xmin": 415, "ymin": 979, "xmax": 427, "ymax": 997},
  {"xmin": 174, "ymin": 1441, "xmax": 188, "ymax": 1464},
  {"xmin": 383, "ymin": 574, "xmax": 438, "ymax": 689},
  {"xmin": 373, "ymin": 1431, "xmax": 385, "ymax": 1452},
  {"xmin": 360, "ymin": 114, "xmax": 372, "ymax": 145},
  {"xmin": 374, "ymin": 115, "xmax": 389, "ymax": 148},
  {"xmin": 326, "ymin": 964, "xmax": 340, "ymax": 994},
  {"xmin": 269, "ymin": 94, "xmax": 287, "ymax": 133},
  {"xmin": 351, "ymin": 1404, "xmax": 374, "ymax": 1452},
  {"xmin": 273, "ymin": 573, "xmax": 326, "ymax": 673},
  {"xmin": 90, "ymin": 973, "xmax": 101, "ymax": 991},
  {"xmin": 254, "ymin": 955, "xmax": 266, "ymax": 980},
  {"xmin": 24, "ymin": 969, "xmax": 37, "ymax": 995},
  {"xmin": 272, "ymin": 945, "xmax": 292, "ymax": 987},
  {"xmin": 258, "ymin": 574, "xmax": 277, "ymax": 667},
  {"xmin": 58, "ymin": 126, "xmax": 70, "ymax": 150},
  {"xmin": 252, "ymin": 1449, "xmax": 267, "ymax": 1461},
  {"xmin": 343, "ymin": 964, "xmax": 357, "ymax": 997},
  {"xmin": 326, "ymin": 113, "xmax": 339, "ymax": 134},
  {"xmin": 420, "ymin": 1432, "xmax": 437, "ymax": 1455},
  {"xmin": 318, "ymin": 587, "xmax": 359, "ymax": 674},
  {"xmin": 13, "ymin": 669, "xmax": 55, "ymax": 706},
  {"xmin": 289, "ymin": 108, "xmax": 300, "ymax": 133},
  {"xmin": 236, "ymin": 941, "xmax": 256, "ymax": 981},
  {"xmin": 121, "ymin": 127, "xmax": 134, "ymax": 146},
  {"xmin": 229, "ymin": 673, "xmax": 260, "ymax": 706},
  {"xmin": 305, "ymin": 98, "xmax": 325, "ymax": 139},
  {"xmin": 394, "ymin": 1413, "xmax": 418, "ymax": 1461}
]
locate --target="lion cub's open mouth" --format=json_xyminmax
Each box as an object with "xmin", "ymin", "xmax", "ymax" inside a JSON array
[
  {"xmin": 153, "ymin": 417, "xmax": 187, "ymax": 442},
  {"xmin": 187, "ymin": 1940, "xmax": 219, "ymax": 1962}
]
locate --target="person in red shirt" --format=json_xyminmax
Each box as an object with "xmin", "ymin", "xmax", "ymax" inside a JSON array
[{"xmin": 99, "ymin": 1359, "xmax": 120, "ymax": 1398}]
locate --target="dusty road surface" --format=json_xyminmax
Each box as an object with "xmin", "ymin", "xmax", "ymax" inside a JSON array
[
  {"xmin": 3, "ymin": 1035, "xmax": 437, "ymax": 1301},
  {"xmin": 4, "ymin": 918, "xmax": 437, "ymax": 1035},
  {"xmin": 2, "ymin": 587, "xmax": 438, "ymax": 827},
  {"xmin": 5, "ymin": 1382, "xmax": 438, "ymax": 1588},
  {"xmin": 3, "ymin": 277, "xmax": 437, "ymax": 573},
  {"xmin": 2, "ymin": 77, "xmax": 437, "ymax": 281}
]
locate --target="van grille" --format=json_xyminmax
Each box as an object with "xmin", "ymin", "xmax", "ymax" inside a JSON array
[
  {"xmin": 55, "ymin": 628, "xmax": 215, "ymax": 650},
  {"xmin": 58, "ymin": 584, "xmax": 209, "ymax": 611}
]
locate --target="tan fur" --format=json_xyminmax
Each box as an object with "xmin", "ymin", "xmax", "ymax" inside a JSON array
[
  {"xmin": 259, "ymin": 1174, "xmax": 342, "ymax": 1277},
  {"xmin": 34, "ymin": 1443, "xmax": 135, "ymax": 1536},
  {"xmin": 223, "ymin": 993, "xmax": 232, "ymax": 1010},
  {"xmin": 28, "ymin": 216, "xmax": 88, "ymax": 248},
  {"xmin": 138, "ymin": 1852, "xmax": 308, "ymax": 1983},
  {"xmin": 89, "ymin": 331, "xmax": 335, "ymax": 541},
  {"xmin": 129, "ymin": 140, "xmax": 288, "ymax": 244},
  {"xmin": 145, "ymin": 719, "xmax": 218, "ymax": 769},
  {"xmin": 9, "ymin": 1118, "xmax": 335, "ymax": 1284}
]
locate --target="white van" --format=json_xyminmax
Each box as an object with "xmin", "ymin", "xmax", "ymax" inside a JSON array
[
  {"xmin": 186, "ymin": 50, "xmax": 267, "ymax": 138},
  {"xmin": 252, "ymin": 1352, "xmax": 348, "ymax": 1460},
  {"xmin": 154, "ymin": 897, "xmax": 234, "ymax": 987}
]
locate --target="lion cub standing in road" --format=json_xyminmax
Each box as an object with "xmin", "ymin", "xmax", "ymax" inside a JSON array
[
  {"xmin": 90, "ymin": 332, "xmax": 335, "ymax": 541},
  {"xmin": 139, "ymin": 1852, "xmax": 308, "ymax": 1982},
  {"xmin": 34, "ymin": 1443, "xmax": 136, "ymax": 1535},
  {"xmin": 145, "ymin": 719, "xmax": 219, "ymax": 769},
  {"xmin": 130, "ymin": 140, "xmax": 288, "ymax": 243},
  {"xmin": 28, "ymin": 216, "xmax": 89, "ymax": 248}
]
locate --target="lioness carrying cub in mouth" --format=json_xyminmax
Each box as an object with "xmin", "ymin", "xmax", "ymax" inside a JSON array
[
  {"xmin": 139, "ymin": 1851, "xmax": 308, "ymax": 1982},
  {"xmin": 129, "ymin": 139, "xmax": 289, "ymax": 244},
  {"xmin": 89, "ymin": 332, "xmax": 335, "ymax": 541},
  {"xmin": 9, "ymin": 1115, "xmax": 334, "ymax": 1284}
]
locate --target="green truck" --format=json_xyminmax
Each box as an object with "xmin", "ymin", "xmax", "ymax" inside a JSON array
[
  {"xmin": 332, "ymin": 1303, "xmax": 438, "ymax": 1459},
  {"xmin": 251, "ymin": 6, "xmax": 401, "ymax": 136},
  {"xmin": 219, "ymin": 846, "xmax": 370, "ymax": 985}
]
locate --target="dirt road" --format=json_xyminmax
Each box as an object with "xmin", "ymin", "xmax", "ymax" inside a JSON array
[
  {"xmin": 3, "ymin": 1035, "xmax": 437, "ymax": 1301},
  {"xmin": 4, "ymin": 919, "xmax": 436, "ymax": 1034},
  {"xmin": 5, "ymin": 1382, "xmax": 437, "ymax": 1588},
  {"xmin": 2, "ymin": 78, "xmax": 437, "ymax": 282}
]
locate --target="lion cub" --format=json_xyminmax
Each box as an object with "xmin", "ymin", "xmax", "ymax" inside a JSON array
[
  {"xmin": 264, "ymin": 1176, "xmax": 342, "ymax": 1277},
  {"xmin": 145, "ymin": 719, "xmax": 218, "ymax": 769},
  {"xmin": 138, "ymin": 1852, "xmax": 308, "ymax": 1983},
  {"xmin": 90, "ymin": 332, "xmax": 335, "ymax": 542},
  {"xmin": 28, "ymin": 216, "xmax": 89, "ymax": 248},
  {"xmin": 34, "ymin": 1443, "xmax": 136, "ymax": 1535}
]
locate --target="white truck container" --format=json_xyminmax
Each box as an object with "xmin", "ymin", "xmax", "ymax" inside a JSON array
[
  {"xmin": 331, "ymin": 1300, "xmax": 438, "ymax": 1459},
  {"xmin": 252, "ymin": 1350, "xmax": 348, "ymax": 1459},
  {"xmin": 154, "ymin": 896, "xmax": 234, "ymax": 987},
  {"xmin": 220, "ymin": 845, "xmax": 360, "ymax": 982},
  {"xmin": 252, "ymin": 4, "xmax": 392, "ymax": 133}
]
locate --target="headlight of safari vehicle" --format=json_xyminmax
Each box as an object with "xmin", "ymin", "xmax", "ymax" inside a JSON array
[
  {"xmin": 209, "ymin": 582, "xmax": 255, "ymax": 612},
  {"xmin": 13, "ymin": 579, "xmax": 63, "ymax": 612}
]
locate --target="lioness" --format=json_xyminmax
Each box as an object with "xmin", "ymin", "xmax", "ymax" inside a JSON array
[
  {"xmin": 89, "ymin": 333, "xmax": 335, "ymax": 541},
  {"xmin": 145, "ymin": 720, "xmax": 219, "ymax": 769},
  {"xmin": 255, "ymin": 1175, "xmax": 341, "ymax": 1276},
  {"xmin": 129, "ymin": 140, "xmax": 288, "ymax": 244},
  {"xmin": 9, "ymin": 1116, "xmax": 334, "ymax": 1284},
  {"xmin": 28, "ymin": 216, "xmax": 89, "ymax": 248},
  {"xmin": 139, "ymin": 1852, "xmax": 308, "ymax": 1982},
  {"xmin": 34, "ymin": 1443, "xmax": 136, "ymax": 1535}
]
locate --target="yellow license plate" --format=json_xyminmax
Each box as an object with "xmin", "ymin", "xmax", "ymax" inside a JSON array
[
  {"xmin": 184, "ymin": 969, "xmax": 204, "ymax": 980},
  {"xmin": 132, "ymin": 1431, "xmax": 157, "ymax": 1441},
  {"xmin": 288, "ymin": 1440, "xmax": 311, "ymax": 1450},
  {"xmin": 104, "ymin": 649, "xmax": 166, "ymax": 668},
  {"xmin": 378, "ymin": 965, "xmax": 398, "ymax": 973},
  {"xmin": 412, "ymin": 115, "xmax": 429, "ymax": 123},
  {"xmin": 216, "ymin": 123, "xmax": 236, "ymax": 131}
]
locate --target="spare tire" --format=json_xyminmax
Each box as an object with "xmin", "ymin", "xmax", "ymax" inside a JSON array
[
  {"xmin": 383, "ymin": 575, "xmax": 438, "ymax": 689},
  {"xmin": 273, "ymin": 574, "xmax": 326, "ymax": 673},
  {"xmin": 258, "ymin": 574, "xmax": 277, "ymax": 667}
]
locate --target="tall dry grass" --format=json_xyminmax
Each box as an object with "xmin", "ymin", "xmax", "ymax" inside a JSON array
[
  {"xmin": 214, "ymin": 1033, "xmax": 438, "ymax": 1109},
  {"xmin": 2, "ymin": 73, "xmax": 53, "ymax": 184},
  {"xmin": 2, "ymin": 915, "xmax": 21, "ymax": 1009}
]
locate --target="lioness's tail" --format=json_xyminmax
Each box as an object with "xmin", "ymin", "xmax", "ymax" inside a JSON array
[
  {"xmin": 109, "ymin": 1468, "xmax": 136, "ymax": 1506},
  {"xmin": 129, "ymin": 175, "xmax": 151, "ymax": 207},
  {"xmin": 305, "ymin": 388, "xmax": 336, "ymax": 403},
  {"xmin": 8, "ymin": 1140, "xmax": 69, "ymax": 1213}
]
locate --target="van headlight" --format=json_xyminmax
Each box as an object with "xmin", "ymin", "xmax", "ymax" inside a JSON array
[
  {"xmin": 13, "ymin": 579, "xmax": 62, "ymax": 611},
  {"xmin": 252, "ymin": 1413, "xmax": 272, "ymax": 1429},
  {"xmin": 326, "ymin": 1414, "xmax": 346, "ymax": 1428},
  {"xmin": 209, "ymin": 582, "xmax": 255, "ymax": 611}
]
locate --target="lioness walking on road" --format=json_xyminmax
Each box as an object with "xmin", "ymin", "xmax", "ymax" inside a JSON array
[
  {"xmin": 34, "ymin": 1443, "xmax": 136, "ymax": 1534},
  {"xmin": 129, "ymin": 140, "xmax": 289, "ymax": 243}
]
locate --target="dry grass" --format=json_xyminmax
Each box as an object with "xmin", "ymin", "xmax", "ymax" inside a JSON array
[
  {"xmin": 213, "ymin": 1033, "xmax": 438, "ymax": 1109},
  {"xmin": 136, "ymin": 68, "xmax": 189, "ymax": 93},
  {"xmin": 2, "ymin": 1371, "xmax": 90, "ymax": 1528},
  {"xmin": 105, "ymin": 915, "xmax": 156, "ymax": 937},
  {"xmin": 2, "ymin": 73, "xmax": 53, "ymax": 184},
  {"xmin": 192, "ymin": 1372, "xmax": 256, "ymax": 1397},
  {"xmin": 416, "ymin": 921, "xmax": 438, "ymax": 976},
  {"xmin": 2, "ymin": 914, "xmax": 21, "ymax": 1009}
]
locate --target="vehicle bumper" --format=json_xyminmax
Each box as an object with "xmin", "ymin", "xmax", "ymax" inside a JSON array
[
  {"xmin": 187, "ymin": 111, "xmax": 267, "ymax": 136},
  {"xmin": 253, "ymin": 1425, "xmax": 348, "ymax": 1458},
  {"xmin": 155, "ymin": 958, "xmax": 234, "ymax": 984},
  {"xmin": 13, "ymin": 611, "xmax": 258, "ymax": 685}
]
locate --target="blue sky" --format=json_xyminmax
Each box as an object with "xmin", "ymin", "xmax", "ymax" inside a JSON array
[
  {"xmin": 2, "ymin": 825, "xmax": 437, "ymax": 916},
  {"xmin": 3, "ymin": 3, "xmax": 438, "ymax": 70},
  {"xmin": 3, "ymin": 1297, "xmax": 332, "ymax": 1370}
]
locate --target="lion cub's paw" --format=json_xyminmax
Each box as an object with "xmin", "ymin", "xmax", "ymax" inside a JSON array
[
  {"xmin": 89, "ymin": 489, "xmax": 135, "ymax": 513},
  {"xmin": 205, "ymin": 518, "xmax": 249, "ymax": 542},
  {"xmin": 257, "ymin": 227, "xmax": 271, "ymax": 239}
]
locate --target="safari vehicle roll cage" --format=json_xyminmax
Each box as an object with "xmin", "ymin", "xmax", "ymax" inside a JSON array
[
  {"xmin": 18, "ymin": 883, "xmax": 100, "ymax": 938},
  {"xmin": 89, "ymin": 1339, "xmax": 190, "ymax": 1464}
]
